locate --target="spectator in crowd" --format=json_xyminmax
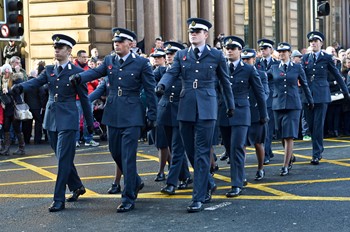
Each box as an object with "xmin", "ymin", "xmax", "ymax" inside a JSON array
[
  {"xmin": 0, "ymin": 64, "xmax": 25, "ymax": 156},
  {"xmin": 130, "ymin": 39, "xmax": 142, "ymax": 54},
  {"xmin": 10, "ymin": 56, "xmax": 27, "ymax": 81},
  {"xmin": 73, "ymin": 50, "xmax": 99, "ymax": 147},
  {"xmin": 90, "ymin": 48, "xmax": 99, "ymax": 61},
  {"xmin": 22, "ymin": 69, "xmax": 46, "ymax": 144},
  {"xmin": 3, "ymin": 40, "xmax": 20, "ymax": 64},
  {"xmin": 150, "ymin": 36, "xmax": 164, "ymax": 54}
]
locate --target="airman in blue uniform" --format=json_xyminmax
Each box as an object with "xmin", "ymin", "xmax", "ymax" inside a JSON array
[
  {"xmin": 255, "ymin": 39, "xmax": 280, "ymax": 165},
  {"xmin": 156, "ymin": 18, "xmax": 235, "ymax": 212},
  {"xmin": 70, "ymin": 28, "xmax": 158, "ymax": 212},
  {"xmin": 301, "ymin": 31, "xmax": 350, "ymax": 165},
  {"xmin": 267, "ymin": 42, "xmax": 314, "ymax": 175},
  {"xmin": 12, "ymin": 34, "xmax": 94, "ymax": 212},
  {"xmin": 158, "ymin": 41, "xmax": 193, "ymax": 195},
  {"xmin": 241, "ymin": 48, "xmax": 270, "ymax": 181},
  {"xmin": 217, "ymin": 36, "xmax": 267, "ymax": 197},
  {"xmin": 152, "ymin": 49, "xmax": 172, "ymax": 181}
]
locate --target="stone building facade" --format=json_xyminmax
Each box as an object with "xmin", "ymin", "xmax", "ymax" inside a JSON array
[{"xmin": 22, "ymin": 0, "xmax": 350, "ymax": 70}]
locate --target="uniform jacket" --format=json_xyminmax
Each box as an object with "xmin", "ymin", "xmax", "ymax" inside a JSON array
[
  {"xmin": 20, "ymin": 63, "xmax": 93, "ymax": 131},
  {"xmin": 78, "ymin": 52, "xmax": 157, "ymax": 128},
  {"xmin": 218, "ymin": 61, "xmax": 267, "ymax": 126},
  {"xmin": 301, "ymin": 51, "xmax": 349, "ymax": 103},
  {"xmin": 158, "ymin": 45, "xmax": 234, "ymax": 122},
  {"xmin": 89, "ymin": 76, "xmax": 109, "ymax": 102},
  {"xmin": 267, "ymin": 62, "xmax": 313, "ymax": 110},
  {"xmin": 156, "ymin": 66, "xmax": 183, "ymax": 126},
  {"xmin": 255, "ymin": 57, "xmax": 280, "ymax": 108},
  {"xmin": 249, "ymin": 70, "xmax": 270, "ymax": 122}
]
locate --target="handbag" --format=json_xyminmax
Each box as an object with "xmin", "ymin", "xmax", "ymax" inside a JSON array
[
  {"xmin": 0, "ymin": 93, "xmax": 11, "ymax": 105},
  {"xmin": 13, "ymin": 95, "xmax": 33, "ymax": 121},
  {"xmin": 331, "ymin": 92, "xmax": 344, "ymax": 102}
]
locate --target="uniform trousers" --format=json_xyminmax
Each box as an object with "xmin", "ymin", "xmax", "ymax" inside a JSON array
[
  {"xmin": 179, "ymin": 119, "xmax": 216, "ymax": 203},
  {"xmin": 303, "ymin": 103, "xmax": 328, "ymax": 159},
  {"xmin": 107, "ymin": 126, "xmax": 142, "ymax": 204},
  {"xmin": 164, "ymin": 125, "xmax": 191, "ymax": 187},
  {"xmin": 48, "ymin": 130, "xmax": 83, "ymax": 202},
  {"xmin": 221, "ymin": 125, "xmax": 248, "ymax": 188}
]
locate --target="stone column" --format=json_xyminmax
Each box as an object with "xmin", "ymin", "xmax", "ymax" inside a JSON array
[
  {"xmin": 199, "ymin": 0, "xmax": 213, "ymax": 46},
  {"xmin": 144, "ymin": 0, "xmax": 161, "ymax": 54},
  {"xmin": 163, "ymin": 0, "xmax": 178, "ymax": 41}
]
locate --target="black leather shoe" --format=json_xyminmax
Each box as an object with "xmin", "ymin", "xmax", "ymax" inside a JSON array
[
  {"xmin": 178, "ymin": 177, "xmax": 193, "ymax": 190},
  {"xmin": 107, "ymin": 183, "xmax": 121, "ymax": 194},
  {"xmin": 204, "ymin": 184, "xmax": 217, "ymax": 203},
  {"xmin": 154, "ymin": 173, "xmax": 166, "ymax": 181},
  {"xmin": 280, "ymin": 167, "xmax": 289, "ymax": 176},
  {"xmin": 116, "ymin": 203, "xmax": 135, "ymax": 213},
  {"xmin": 243, "ymin": 179, "xmax": 248, "ymax": 187},
  {"xmin": 255, "ymin": 169, "xmax": 265, "ymax": 181},
  {"xmin": 187, "ymin": 201, "xmax": 203, "ymax": 213},
  {"xmin": 48, "ymin": 201, "xmax": 65, "ymax": 212},
  {"xmin": 210, "ymin": 163, "xmax": 219, "ymax": 175},
  {"xmin": 66, "ymin": 186, "xmax": 86, "ymax": 202},
  {"xmin": 310, "ymin": 157, "xmax": 321, "ymax": 165},
  {"xmin": 135, "ymin": 182, "xmax": 144, "ymax": 199},
  {"xmin": 226, "ymin": 187, "xmax": 242, "ymax": 197},
  {"xmin": 161, "ymin": 184, "xmax": 175, "ymax": 195},
  {"xmin": 263, "ymin": 158, "xmax": 270, "ymax": 165},
  {"xmin": 219, "ymin": 152, "xmax": 229, "ymax": 161}
]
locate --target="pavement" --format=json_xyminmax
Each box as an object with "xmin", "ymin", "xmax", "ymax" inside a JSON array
[{"xmin": 1, "ymin": 137, "xmax": 350, "ymax": 232}]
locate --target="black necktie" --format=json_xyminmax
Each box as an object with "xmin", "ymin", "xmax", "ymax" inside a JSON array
[
  {"xmin": 57, "ymin": 66, "xmax": 63, "ymax": 74},
  {"xmin": 284, "ymin": 64, "xmax": 287, "ymax": 72},
  {"xmin": 263, "ymin": 59, "xmax": 268, "ymax": 68},
  {"xmin": 313, "ymin": 53, "xmax": 316, "ymax": 63},
  {"xmin": 194, "ymin": 47, "xmax": 200, "ymax": 59},
  {"xmin": 119, "ymin": 58, "xmax": 124, "ymax": 65},
  {"xmin": 229, "ymin": 63, "xmax": 234, "ymax": 74}
]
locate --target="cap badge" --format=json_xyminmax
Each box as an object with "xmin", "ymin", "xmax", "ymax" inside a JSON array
[
  {"xmin": 243, "ymin": 51, "xmax": 248, "ymax": 55},
  {"xmin": 279, "ymin": 44, "xmax": 284, "ymax": 48},
  {"xmin": 191, "ymin": 21, "xmax": 196, "ymax": 26},
  {"xmin": 167, "ymin": 44, "xmax": 172, "ymax": 49},
  {"xmin": 309, "ymin": 33, "xmax": 314, "ymax": 38},
  {"xmin": 116, "ymin": 30, "xmax": 121, "ymax": 35},
  {"xmin": 259, "ymin": 41, "xmax": 264, "ymax": 46},
  {"xmin": 228, "ymin": 38, "xmax": 233, "ymax": 44},
  {"xmin": 55, "ymin": 36, "xmax": 60, "ymax": 42}
]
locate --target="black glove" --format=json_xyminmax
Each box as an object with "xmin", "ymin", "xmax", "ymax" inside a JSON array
[
  {"xmin": 344, "ymin": 93, "xmax": 350, "ymax": 101},
  {"xmin": 146, "ymin": 119, "xmax": 156, "ymax": 131},
  {"xmin": 87, "ymin": 125, "xmax": 94, "ymax": 134},
  {"xmin": 155, "ymin": 84, "xmax": 165, "ymax": 97},
  {"xmin": 11, "ymin": 84, "xmax": 23, "ymax": 95},
  {"xmin": 259, "ymin": 117, "xmax": 269, "ymax": 125},
  {"xmin": 307, "ymin": 103, "xmax": 314, "ymax": 110},
  {"xmin": 69, "ymin": 74, "xmax": 82, "ymax": 87},
  {"xmin": 226, "ymin": 108, "xmax": 234, "ymax": 118}
]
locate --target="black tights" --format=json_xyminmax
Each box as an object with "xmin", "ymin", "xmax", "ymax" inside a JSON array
[{"xmin": 3, "ymin": 115, "xmax": 21, "ymax": 134}]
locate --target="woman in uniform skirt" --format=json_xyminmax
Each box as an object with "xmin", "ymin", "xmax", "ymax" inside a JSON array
[{"xmin": 267, "ymin": 42, "xmax": 314, "ymax": 176}]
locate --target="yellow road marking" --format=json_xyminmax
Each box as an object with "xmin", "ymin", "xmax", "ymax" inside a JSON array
[
  {"xmin": 212, "ymin": 173, "xmax": 295, "ymax": 196},
  {"xmin": 10, "ymin": 160, "xmax": 99, "ymax": 196},
  {"xmin": 2, "ymin": 193, "xmax": 350, "ymax": 202}
]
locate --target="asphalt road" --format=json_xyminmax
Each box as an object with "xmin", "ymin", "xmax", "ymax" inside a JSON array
[{"xmin": 1, "ymin": 136, "xmax": 350, "ymax": 232}]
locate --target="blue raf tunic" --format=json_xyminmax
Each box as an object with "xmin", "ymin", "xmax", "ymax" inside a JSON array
[
  {"xmin": 78, "ymin": 51, "xmax": 157, "ymax": 205},
  {"xmin": 20, "ymin": 63, "xmax": 93, "ymax": 203},
  {"xmin": 158, "ymin": 45, "xmax": 234, "ymax": 203}
]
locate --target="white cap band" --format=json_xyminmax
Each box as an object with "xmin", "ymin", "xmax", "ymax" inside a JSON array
[
  {"xmin": 114, "ymin": 32, "xmax": 134, "ymax": 41},
  {"xmin": 241, "ymin": 52, "xmax": 255, "ymax": 58},
  {"xmin": 55, "ymin": 39, "xmax": 73, "ymax": 47},
  {"xmin": 189, "ymin": 23, "xmax": 209, "ymax": 31},
  {"xmin": 310, "ymin": 35, "xmax": 323, "ymax": 41}
]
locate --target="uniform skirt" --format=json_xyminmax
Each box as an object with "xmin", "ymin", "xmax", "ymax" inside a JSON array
[
  {"xmin": 273, "ymin": 109, "xmax": 301, "ymax": 139},
  {"xmin": 245, "ymin": 122, "xmax": 267, "ymax": 146}
]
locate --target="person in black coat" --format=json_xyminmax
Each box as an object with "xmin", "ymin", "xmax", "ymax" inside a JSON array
[{"xmin": 22, "ymin": 69, "xmax": 46, "ymax": 144}]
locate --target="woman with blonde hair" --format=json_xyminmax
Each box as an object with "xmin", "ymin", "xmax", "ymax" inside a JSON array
[{"xmin": 0, "ymin": 64, "xmax": 25, "ymax": 156}]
